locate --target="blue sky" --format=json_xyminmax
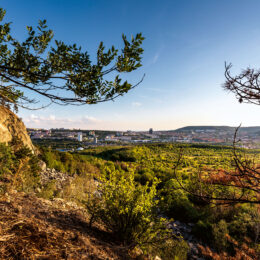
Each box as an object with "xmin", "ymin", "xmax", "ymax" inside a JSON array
[{"xmin": 3, "ymin": 0, "xmax": 260, "ymax": 130}]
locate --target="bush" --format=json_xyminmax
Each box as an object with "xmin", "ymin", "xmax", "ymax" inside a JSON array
[
  {"xmin": 0, "ymin": 143, "xmax": 14, "ymax": 176},
  {"xmin": 0, "ymin": 142, "xmax": 40, "ymax": 193},
  {"xmin": 60, "ymin": 172, "xmax": 97, "ymax": 206},
  {"xmin": 229, "ymin": 210, "xmax": 257, "ymax": 242},
  {"xmin": 154, "ymin": 238, "xmax": 189, "ymax": 260},
  {"xmin": 111, "ymin": 149, "xmax": 136, "ymax": 162},
  {"xmin": 39, "ymin": 180, "xmax": 57, "ymax": 199},
  {"xmin": 160, "ymin": 180, "xmax": 202, "ymax": 222},
  {"xmin": 192, "ymin": 220, "xmax": 213, "ymax": 242},
  {"xmin": 162, "ymin": 193, "xmax": 201, "ymax": 222},
  {"xmin": 212, "ymin": 219, "xmax": 229, "ymax": 252},
  {"xmin": 85, "ymin": 170, "xmax": 181, "ymax": 255}
]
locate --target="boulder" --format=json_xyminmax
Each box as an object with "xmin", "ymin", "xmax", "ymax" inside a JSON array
[{"xmin": 0, "ymin": 106, "xmax": 35, "ymax": 153}]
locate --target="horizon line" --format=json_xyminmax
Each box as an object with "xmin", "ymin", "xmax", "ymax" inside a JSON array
[{"xmin": 26, "ymin": 124, "xmax": 260, "ymax": 132}]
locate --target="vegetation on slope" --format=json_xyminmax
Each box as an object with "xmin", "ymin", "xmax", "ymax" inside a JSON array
[
  {"xmin": 1, "ymin": 141, "xmax": 259, "ymax": 259},
  {"xmin": 36, "ymin": 143, "xmax": 260, "ymax": 258}
]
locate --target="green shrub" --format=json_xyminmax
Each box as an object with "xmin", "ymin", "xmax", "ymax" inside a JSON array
[
  {"xmin": 154, "ymin": 238, "xmax": 189, "ymax": 260},
  {"xmin": 192, "ymin": 220, "xmax": 213, "ymax": 242},
  {"xmin": 139, "ymin": 171, "xmax": 153, "ymax": 185},
  {"xmin": 39, "ymin": 180, "xmax": 57, "ymax": 199},
  {"xmin": 212, "ymin": 219, "xmax": 229, "ymax": 252},
  {"xmin": 85, "ymin": 170, "xmax": 181, "ymax": 255},
  {"xmin": 163, "ymin": 194, "xmax": 201, "ymax": 222},
  {"xmin": 160, "ymin": 180, "xmax": 201, "ymax": 222},
  {"xmin": 53, "ymin": 160, "xmax": 66, "ymax": 172},
  {"xmin": 0, "ymin": 142, "xmax": 40, "ymax": 193},
  {"xmin": 229, "ymin": 210, "xmax": 257, "ymax": 242},
  {"xmin": 0, "ymin": 143, "xmax": 14, "ymax": 176},
  {"xmin": 111, "ymin": 149, "xmax": 136, "ymax": 162}
]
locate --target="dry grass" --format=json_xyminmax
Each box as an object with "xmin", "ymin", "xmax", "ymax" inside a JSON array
[{"xmin": 0, "ymin": 191, "xmax": 131, "ymax": 259}]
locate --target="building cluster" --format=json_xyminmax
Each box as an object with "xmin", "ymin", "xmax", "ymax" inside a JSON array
[
  {"xmin": 28, "ymin": 128, "xmax": 98, "ymax": 144},
  {"xmin": 159, "ymin": 129, "xmax": 260, "ymax": 148},
  {"xmin": 27, "ymin": 127, "xmax": 260, "ymax": 149}
]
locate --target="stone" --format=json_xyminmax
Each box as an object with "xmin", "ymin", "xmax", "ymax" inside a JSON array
[
  {"xmin": 17, "ymin": 205, "xmax": 22, "ymax": 214},
  {"xmin": 38, "ymin": 160, "xmax": 46, "ymax": 171},
  {"xmin": 8, "ymin": 189, "xmax": 17, "ymax": 194},
  {"xmin": 36, "ymin": 187, "xmax": 41, "ymax": 193},
  {"xmin": 0, "ymin": 106, "xmax": 35, "ymax": 153},
  {"xmin": 39, "ymin": 166, "xmax": 72, "ymax": 191}
]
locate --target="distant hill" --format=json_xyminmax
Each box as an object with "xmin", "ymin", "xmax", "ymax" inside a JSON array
[
  {"xmin": 173, "ymin": 126, "xmax": 260, "ymax": 134},
  {"xmin": 174, "ymin": 126, "xmax": 233, "ymax": 132}
]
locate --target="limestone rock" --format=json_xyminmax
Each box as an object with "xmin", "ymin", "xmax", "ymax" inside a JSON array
[
  {"xmin": 0, "ymin": 105, "xmax": 35, "ymax": 153},
  {"xmin": 38, "ymin": 160, "xmax": 47, "ymax": 171},
  {"xmin": 40, "ymin": 167, "xmax": 73, "ymax": 190}
]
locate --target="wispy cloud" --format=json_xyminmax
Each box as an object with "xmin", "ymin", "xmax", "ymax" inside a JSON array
[
  {"xmin": 82, "ymin": 115, "xmax": 101, "ymax": 123},
  {"xmin": 131, "ymin": 102, "xmax": 142, "ymax": 107},
  {"xmin": 152, "ymin": 53, "xmax": 160, "ymax": 64},
  {"xmin": 23, "ymin": 114, "xmax": 101, "ymax": 129},
  {"xmin": 145, "ymin": 44, "xmax": 165, "ymax": 67}
]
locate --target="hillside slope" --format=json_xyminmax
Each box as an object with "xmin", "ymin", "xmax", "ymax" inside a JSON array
[{"xmin": 0, "ymin": 191, "xmax": 129, "ymax": 259}]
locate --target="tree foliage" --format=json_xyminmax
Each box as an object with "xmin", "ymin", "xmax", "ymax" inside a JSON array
[{"xmin": 0, "ymin": 8, "xmax": 144, "ymax": 110}]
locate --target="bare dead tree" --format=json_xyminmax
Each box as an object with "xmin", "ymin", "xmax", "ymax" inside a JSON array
[
  {"xmin": 172, "ymin": 60, "xmax": 260, "ymax": 205},
  {"xmin": 224, "ymin": 62, "xmax": 260, "ymax": 105}
]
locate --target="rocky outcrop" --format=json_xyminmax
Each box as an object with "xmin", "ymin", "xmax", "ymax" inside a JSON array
[
  {"xmin": 0, "ymin": 105, "xmax": 35, "ymax": 153},
  {"xmin": 40, "ymin": 167, "xmax": 73, "ymax": 190}
]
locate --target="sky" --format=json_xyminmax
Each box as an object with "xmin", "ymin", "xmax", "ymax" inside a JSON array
[{"xmin": 2, "ymin": 0, "xmax": 260, "ymax": 130}]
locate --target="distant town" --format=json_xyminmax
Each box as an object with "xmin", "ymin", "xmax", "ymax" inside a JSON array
[{"xmin": 27, "ymin": 126, "xmax": 260, "ymax": 151}]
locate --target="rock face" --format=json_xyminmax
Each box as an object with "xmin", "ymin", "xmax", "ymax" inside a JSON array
[{"xmin": 0, "ymin": 105, "xmax": 35, "ymax": 152}]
